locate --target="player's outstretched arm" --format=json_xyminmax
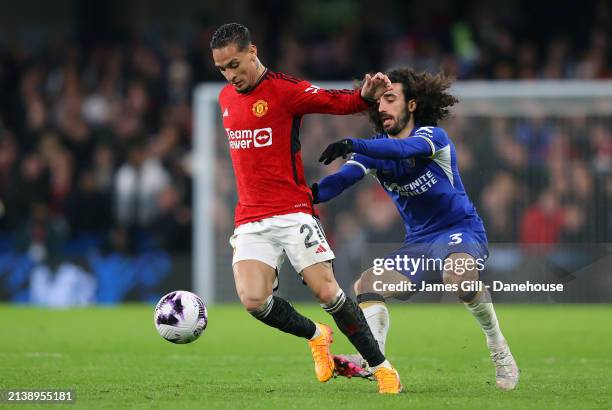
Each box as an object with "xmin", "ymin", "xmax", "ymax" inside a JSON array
[
  {"xmin": 319, "ymin": 137, "xmax": 433, "ymax": 164},
  {"xmin": 311, "ymin": 164, "xmax": 365, "ymax": 204},
  {"xmin": 283, "ymin": 73, "xmax": 391, "ymax": 117}
]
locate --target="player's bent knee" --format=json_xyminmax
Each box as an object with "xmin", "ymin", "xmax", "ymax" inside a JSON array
[
  {"xmin": 240, "ymin": 294, "xmax": 271, "ymax": 312},
  {"xmin": 443, "ymin": 269, "xmax": 479, "ymax": 286},
  {"xmin": 314, "ymin": 282, "xmax": 340, "ymax": 305},
  {"xmin": 443, "ymin": 253, "xmax": 479, "ymax": 284}
]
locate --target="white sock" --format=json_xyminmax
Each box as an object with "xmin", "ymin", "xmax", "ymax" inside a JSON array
[
  {"xmin": 463, "ymin": 289, "xmax": 506, "ymax": 349},
  {"xmin": 370, "ymin": 359, "xmax": 392, "ymax": 371},
  {"xmin": 309, "ymin": 323, "xmax": 322, "ymax": 340},
  {"xmin": 361, "ymin": 302, "xmax": 389, "ymax": 355}
]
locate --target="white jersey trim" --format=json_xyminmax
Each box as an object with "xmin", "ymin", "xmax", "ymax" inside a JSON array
[
  {"xmin": 346, "ymin": 160, "xmax": 371, "ymax": 175},
  {"xmin": 415, "ymin": 135, "xmax": 436, "ymax": 158}
]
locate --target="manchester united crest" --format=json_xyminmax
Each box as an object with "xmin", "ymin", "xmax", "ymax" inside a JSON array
[{"xmin": 252, "ymin": 100, "xmax": 268, "ymax": 117}]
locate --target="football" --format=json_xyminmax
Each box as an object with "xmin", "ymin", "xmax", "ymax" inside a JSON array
[{"xmin": 154, "ymin": 291, "xmax": 208, "ymax": 344}]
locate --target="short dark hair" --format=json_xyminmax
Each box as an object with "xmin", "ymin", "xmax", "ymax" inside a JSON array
[
  {"xmin": 210, "ymin": 23, "xmax": 251, "ymax": 51},
  {"xmin": 367, "ymin": 67, "xmax": 459, "ymax": 131}
]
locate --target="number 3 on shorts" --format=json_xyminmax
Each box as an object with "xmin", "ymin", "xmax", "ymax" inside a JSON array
[{"xmin": 449, "ymin": 232, "xmax": 463, "ymax": 245}]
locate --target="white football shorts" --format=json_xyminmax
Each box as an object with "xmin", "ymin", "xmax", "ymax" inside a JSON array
[{"xmin": 229, "ymin": 212, "xmax": 335, "ymax": 273}]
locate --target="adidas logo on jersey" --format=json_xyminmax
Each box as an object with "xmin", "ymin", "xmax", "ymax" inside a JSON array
[
  {"xmin": 315, "ymin": 244, "xmax": 327, "ymax": 254},
  {"xmin": 226, "ymin": 127, "xmax": 273, "ymax": 149},
  {"xmin": 223, "ymin": 108, "xmax": 229, "ymax": 117},
  {"xmin": 304, "ymin": 85, "xmax": 321, "ymax": 94}
]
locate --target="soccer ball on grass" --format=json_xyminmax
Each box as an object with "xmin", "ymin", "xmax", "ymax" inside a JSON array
[{"xmin": 154, "ymin": 290, "xmax": 208, "ymax": 344}]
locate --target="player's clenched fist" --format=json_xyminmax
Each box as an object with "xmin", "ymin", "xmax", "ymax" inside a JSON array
[
  {"xmin": 319, "ymin": 139, "xmax": 354, "ymax": 165},
  {"xmin": 360, "ymin": 72, "xmax": 392, "ymax": 102}
]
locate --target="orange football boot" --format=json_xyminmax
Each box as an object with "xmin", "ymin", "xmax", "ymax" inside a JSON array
[
  {"xmin": 373, "ymin": 367, "xmax": 403, "ymax": 394},
  {"xmin": 307, "ymin": 323, "xmax": 335, "ymax": 382}
]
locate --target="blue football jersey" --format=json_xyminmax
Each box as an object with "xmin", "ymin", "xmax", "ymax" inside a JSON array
[{"xmin": 346, "ymin": 126, "xmax": 485, "ymax": 243}]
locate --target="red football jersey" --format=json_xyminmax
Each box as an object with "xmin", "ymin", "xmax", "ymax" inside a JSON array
[{"xmin": 219, "ymin": 70, "xmax": 370, "ymax": 227}]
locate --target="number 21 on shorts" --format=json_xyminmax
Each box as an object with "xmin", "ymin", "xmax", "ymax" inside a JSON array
[{"xmin": 300, "ymin": 224, "xmax": 320, "ymax": 249}]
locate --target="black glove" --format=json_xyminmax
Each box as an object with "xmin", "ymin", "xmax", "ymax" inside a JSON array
[
  {"xmin": 318, "ymin": 139, "xmax": 353, "ymax": 165},
  {"xmin": 310, "ymin": 183, "xmax": 319, "ymax": 204}
]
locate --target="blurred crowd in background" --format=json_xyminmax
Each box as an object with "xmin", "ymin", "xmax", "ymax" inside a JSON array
[{"xmin": 0, "ymin": 0, "xmax": 610, "ymax": 264}]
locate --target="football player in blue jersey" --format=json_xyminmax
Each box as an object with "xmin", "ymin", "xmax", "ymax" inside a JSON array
[{"xmin": 313, "ymin": 67, "xmax": 519, "ymax": 390}]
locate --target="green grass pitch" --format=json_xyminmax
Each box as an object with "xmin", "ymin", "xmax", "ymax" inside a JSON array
[{"xmin": 1, "ymin": 304, "xmax": 611, "ymax": 409}]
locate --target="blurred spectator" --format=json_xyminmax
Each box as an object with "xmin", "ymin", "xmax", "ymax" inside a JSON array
[
  {"xmin": 15, "ymin": 201, "xmax": 65, "ymax": 261},
  {"xmin": 66, "ymin": 169, "xmax": 112, "ymax": 234},
  {"xmin": 515, "ymin": 118, "xmax": 553, "ymax": 166},
  {"xmin": 47, "ymin": 147, "xmax": 74, "ymax": 217},
  {"xmin": 4, "ymin": 153, "xmax": 50, "ymax": 229},
  {"xmin": 590, "ymin": 124, "xmax": 611, "ymax": 174},
  {"xmin": 560, "ymin": 203, "xmax": 589, "ymax": 243},
  {"xmin": 114, "ymin": 140, "xmax": 170, "ymax": 228},
  {"xmin": 0, "ymin": 132, "xmax": 19, "ymax": 201},
  {"xmin": 520, "ymin": 190, "xmax": 564, "ymax": 246},
  {"xmin": 481, "ymin": 171, "xmax": 523, "ymax": 242},
  {"xmin": 151, "ymin": 186, "xmax": 192, "ymax": 252},
  {"xmin": 92, "ymin": 144, "xmax": 115, "ymax": 192}
]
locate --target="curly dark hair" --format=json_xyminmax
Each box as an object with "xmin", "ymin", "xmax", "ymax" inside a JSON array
[
  {"xmin": 367, "ymin": 67, "xmax": 458, "ymax": 132},
  {"xmin": 210, "ymin": 23, "xmax": 251, "ymax": 51}
]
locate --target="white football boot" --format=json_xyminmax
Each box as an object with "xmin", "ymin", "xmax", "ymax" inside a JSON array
[{"xmin": 490, "ymin": 343, "xmax": 520, "ymax": 390}]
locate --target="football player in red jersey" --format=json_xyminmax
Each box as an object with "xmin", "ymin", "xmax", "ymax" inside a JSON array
[{"xmin": 211, "ymin": 23, "xmax": 401, "ymax": 393}]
